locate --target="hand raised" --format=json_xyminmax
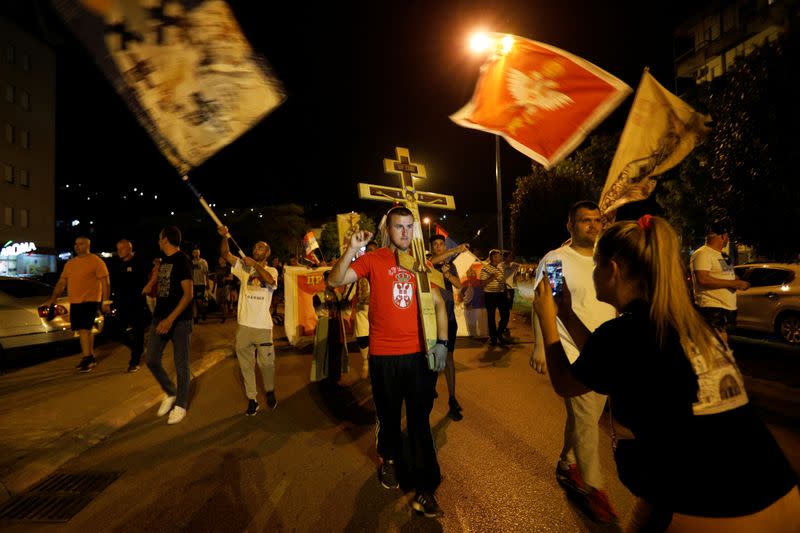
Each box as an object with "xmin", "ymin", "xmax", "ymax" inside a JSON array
[{"xmin": 350, "ymin": 230, "xmax": 373, "ymax": 250}]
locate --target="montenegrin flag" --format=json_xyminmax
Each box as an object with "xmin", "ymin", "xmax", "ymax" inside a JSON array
[
  {"xmin": 451, "ymin": 33, "xmax": 631, "ymax": 169},
  {"xmin": 52, "ymin": 0, "xmax": 286, "ymax": 175},
  {"xmin": 302, "ymin": 231, "xmax": 321, "ymax": 264},
  {"xmin": 599, "ymin": 70, "xmax": 710, "ymax": 220}
]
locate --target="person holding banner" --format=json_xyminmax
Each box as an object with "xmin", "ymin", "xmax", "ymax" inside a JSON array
[
  {"xmin": 354, "ymin": 240, "xmax": 379, "ymax": 380},
  {"xmin": 218, "ymin": 225, "xmax": 279, "ymax": 416},
  {"xmin": 147, "ymin": 226, "xmax": 194, "ymax": 425},
  {"xmin": 328, "ymin": 206, "xmax": 449, "ymax": 519}
]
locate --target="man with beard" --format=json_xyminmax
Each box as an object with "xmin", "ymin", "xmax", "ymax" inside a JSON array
[
  {"xmin": 218, "ymin": 225, "xmax": 279, "ymax": 415},
  {"xmin": 531, "ymin": 201, "xmax": 619, "ymax": 523},
  {"xmin": 328, "ymin": 206, "xmax": 449, "ymax": 519}
]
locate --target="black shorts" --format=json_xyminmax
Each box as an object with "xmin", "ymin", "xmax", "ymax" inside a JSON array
[
  {"xmin": 194, "ymin": 285, "xmax": 206, "ymax": 299},
  {"xmin": 698, "ymin": 307, "xmax": 737, "ymax": 333},
  {"xmin": 70, "ymin": 302, "xmax": 100, "ymax": 331}
]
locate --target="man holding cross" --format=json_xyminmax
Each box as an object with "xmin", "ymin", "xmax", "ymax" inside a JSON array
[{"xmin": 328, "ymin": 205, "xmax": 450, "ymax": 519}]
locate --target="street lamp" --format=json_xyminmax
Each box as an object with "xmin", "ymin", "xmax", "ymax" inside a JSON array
[
  {"xmin": 423, "ymin": 217, "xmax": 431, "ymax": 242},
  {"xmin": 468, "ymin": 31, "xmax": 514, "ymax": 251}
]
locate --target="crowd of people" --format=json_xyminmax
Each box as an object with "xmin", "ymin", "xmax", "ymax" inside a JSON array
[{"xmin": 43, "ymin": 200, "xmax": 799, "ymax": 529}]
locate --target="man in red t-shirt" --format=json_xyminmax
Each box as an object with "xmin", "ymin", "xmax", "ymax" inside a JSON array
[{"xmin": 328, "ymin": 206, "xmax": 449, "ymax": 519}]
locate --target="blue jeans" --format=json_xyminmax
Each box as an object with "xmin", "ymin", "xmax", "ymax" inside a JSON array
[{"xmin": 146, "ymin": 318, "xmax": 192, "ymax": 409}]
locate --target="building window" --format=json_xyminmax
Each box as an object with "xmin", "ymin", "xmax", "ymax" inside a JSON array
[
  {"xmin": 19, "ymin": 169, "xmax": 29, "ymax": 187},
  {"xmin": 4, "ymin": 45, "xmax": 13, "ymax": 64},
  {"xmin": 5, "ymin": 123, "xmax": 14, "ymax": 144},
  {"xmin": 3, "ymin": 163, "xmax": 13, "ymax": 183},
  {"xmin": 20, "ymin": 52, "xmax": 30, "ymax": 72},
  {"xmin": 20, "ymin": 130, "xmax": 29, "ymax": 149},
  {"xmin": 19, "ymin": 208, "xmax": 29, "ymax": 228},
  {"xmin": 3, "ymin": 207, "xmax": 12, "ymax": 226},
  {"xmin": 4, "ymin": 84, "xmax": 13, "ymax": 104},
  {"xmin": 20, "ymin": 91, "xmax": 30, "ymax": 111}
]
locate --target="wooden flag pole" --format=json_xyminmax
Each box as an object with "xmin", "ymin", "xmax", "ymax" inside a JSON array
[{"xmin": 182, "ymin": 175, "xmax": 246, "ymax": 259}]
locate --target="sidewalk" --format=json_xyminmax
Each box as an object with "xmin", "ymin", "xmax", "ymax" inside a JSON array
[{"xmin": 0, "ymin": 318, "xmax": 239, "ymax": 504}]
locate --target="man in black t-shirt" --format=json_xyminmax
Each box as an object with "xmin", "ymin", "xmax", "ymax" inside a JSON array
[
  {"xmin": 145, "ymin": 226, "xmax": 194, "ymax": 425},
  {"xmin": 107, "ymin": 239, "xmax": 151, "ymax": 373}
]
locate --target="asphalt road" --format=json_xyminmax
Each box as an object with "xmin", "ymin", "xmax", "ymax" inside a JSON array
[{"xmin": 3, "ymin": 333, "xmax": 637, "ymax": 532}]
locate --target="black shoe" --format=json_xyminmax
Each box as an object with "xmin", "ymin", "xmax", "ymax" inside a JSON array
[
  {"xmin": 78, "ymin": 355, "xmax": 97, "ymax": 373},
  {"xmin": 447, "ymin": 405, "xmax": 463, "ymax": 421},
  {"xmin": 448, "ymin": 397, "xmax": 462, "ymax": 412},
  {"xmin": 266, "ymin": 390, "xmax": 277, "ymax": 410},
  {"xmin": 126, "ymin": 364, "xmax": 140, "ymax": 373},
  {"xmin": 245, "ymin": 399, "xmax": 259, "ymax": 416},
  {"xmin": 378, "ymin": 460, "xmax": 399, "ymax": 489},
  {"xmin": 412, "ymin": 491, "xmax": 443, "ymax": 518},
  {"xmin": 75, "ymin": 356, "xmax": 91, "ymax": 368}
]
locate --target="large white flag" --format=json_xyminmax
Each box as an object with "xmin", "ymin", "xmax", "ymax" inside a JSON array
[{"xmin": 53, "ymin": 0, "xmax": 286, "ymax": 174}]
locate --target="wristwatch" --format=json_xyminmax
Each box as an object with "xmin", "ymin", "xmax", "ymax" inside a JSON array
[{"xmin": 436, "ymin": 339, "xmax": 448, "ymax": 346}]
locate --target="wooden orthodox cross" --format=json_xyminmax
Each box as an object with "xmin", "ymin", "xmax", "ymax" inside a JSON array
[{"xmin": 357, "ymin": 147, "xmax": 456, "ymax": 352}]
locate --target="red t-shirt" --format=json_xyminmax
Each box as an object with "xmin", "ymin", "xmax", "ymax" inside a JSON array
[{"xmin": 350, "ymin": 247, "xmax": 422, "ymax": 355}]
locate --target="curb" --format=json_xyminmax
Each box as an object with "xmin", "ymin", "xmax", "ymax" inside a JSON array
[{"xmin": 0, "ymin": 347, "xmax": 232, "ymax": 504}]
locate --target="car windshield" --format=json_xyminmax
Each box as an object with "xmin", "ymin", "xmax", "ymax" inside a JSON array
[{"xmin": 0, "ymin": 279, "xmax": 54, "ymax": 298}]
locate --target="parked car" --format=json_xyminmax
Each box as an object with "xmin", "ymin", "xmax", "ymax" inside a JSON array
[
  {"xmin": 0, "ymin": 276, "xmax": 104, "ymax": 352},
  {"xmin": 733, "ymin": 263, "xmax": 800, "ymax": 345}
]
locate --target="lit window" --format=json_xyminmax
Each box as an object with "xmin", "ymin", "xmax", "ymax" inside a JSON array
[
  {"xmin": 2, "ymin": 163, "xmax": 12, "ymax": 183},
  {"xmin": 20, "ymin": 52, "xmax": 30, "ymax": 72},
  {"xmin": 19, "ymin": 169, "xmax": 29, "ymax": 187},
  {"xmin": 20, "ymin": 130, "xmax": 29, "ymax": 149},
  {"xmin": 4, "ymin": 84, "xmax": 13, "ymax": 104},
  {"xmin": 3, "ymin": 207, "xmax": 12, "ymax": 226},
  {"xmin": 20, "ymin": 91, "xmax": 30, "ymax": 111},
  {"xmin": 4, "ymin": 123, "xmax": 13, "ymax": 144},
  {"xmin": 20, "ymin": 208, "xmax": 29, "ymax": 228}
]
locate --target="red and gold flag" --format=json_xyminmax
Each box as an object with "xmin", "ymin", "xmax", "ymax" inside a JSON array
[{"xmin": 451, "ymin": 34, "xmax": 631, "ymax": 169}]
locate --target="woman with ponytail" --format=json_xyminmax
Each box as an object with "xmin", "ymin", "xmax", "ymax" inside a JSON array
[{"xmin": 534, "ymin": 215, "xmax": 799, "ymax": 531}]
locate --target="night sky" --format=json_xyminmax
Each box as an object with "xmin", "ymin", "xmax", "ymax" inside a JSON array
[{"xmin": 11, "ymin": 0, "xmax": 700, "ymax": 238}]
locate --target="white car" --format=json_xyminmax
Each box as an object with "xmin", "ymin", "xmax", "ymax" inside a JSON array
[
  {"xmin": 0, "ymin": 276, "xmax": 104, "ymax": 352},
  {"xmin": 733, "ymin": 263, "xmax": 800, "ymax": 345}
]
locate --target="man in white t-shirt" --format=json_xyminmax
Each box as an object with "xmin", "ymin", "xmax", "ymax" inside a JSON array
[
  {"xmin": 218, "ymin": 225, "xmax": 279, "ymax": 416},
  {"xmin": 690, "ymin": 221, "xmax": 750, "ymax": 341},
  {"xmin": 531, "ymin": 201, "xmax": 618, "ymax": 524}
]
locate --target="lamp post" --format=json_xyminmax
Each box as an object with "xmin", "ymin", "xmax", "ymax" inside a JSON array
[
  {"xmin": 469, "ymin": 32, "xmax": 514, "ymax": 251},
  {"xmin": 423, "ymin": 217, "xmax": 431, "ymax": 243}
]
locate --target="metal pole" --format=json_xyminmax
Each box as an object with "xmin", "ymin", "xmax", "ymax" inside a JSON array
[{"xmin": 495, "ymin": 134, "xmax": 504, "ymax": 250}]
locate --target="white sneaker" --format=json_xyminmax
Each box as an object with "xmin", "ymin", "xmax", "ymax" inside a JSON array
[
  {"xmin": 157, "ymin": 395, "xmax": 177, "ymax": 417},
  {"xmin": 167, "ymin": 406, "xmax": 186, "ymax": 425}
]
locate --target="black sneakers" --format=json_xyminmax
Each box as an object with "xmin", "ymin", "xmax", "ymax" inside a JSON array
[
  {"xmin": 266, "ymin": 390, "xmax": 277, "ymax": 410},
  {"xmin": 447, "ymin": 397, "xmax": 463, "ymax": 421},
  {"xmin": 378, "ymin": 460, "xmax": 399, "ymax": 490},
  {"xmin": 246, "ymin": 399, "xmax": 259, "ymax": 416},
  {"xmin": 77, "ymin": 355, "xmax": 97, "ymax": 373},
  {"xmin": 412, "ymin": 491, "xmax": 443, "ymax": 518},
  {"xmin": 126, "ymin": 364, "xmax": 140, "ymax": 373}
]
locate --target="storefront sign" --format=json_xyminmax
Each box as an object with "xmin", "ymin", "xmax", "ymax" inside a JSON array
[{"xmin": 0, "ymin": 242, "xmax": 37, "ymax": 257}]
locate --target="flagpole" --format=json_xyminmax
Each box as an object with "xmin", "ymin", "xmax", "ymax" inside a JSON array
[
  {"xmin": 181, "ymin": 175, "xmax": 246, "ymax": 258},
  {"xmin": 495, "ymin": 134, "xmax": 504, "ymax": 250}
]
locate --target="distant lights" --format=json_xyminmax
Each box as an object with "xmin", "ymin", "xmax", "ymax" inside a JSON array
[
  {"xmin": 170, "ymin": 211, "xmax": 175, "ymax": 215},
  {"xmin": 71, "ymin": 219, "xmax": 80, "ymax": 227},
  {"xmin": 133, "ymin": 187, "xmax": 137, "ymax": 192}
]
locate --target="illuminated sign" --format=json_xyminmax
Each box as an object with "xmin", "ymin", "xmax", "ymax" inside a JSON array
[{"xmin": 0, "ymin": 242, "xmax": 37, "ymax": 258}]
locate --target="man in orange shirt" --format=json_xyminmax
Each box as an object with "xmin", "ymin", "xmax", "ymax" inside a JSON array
[
  {"xmin": 328, "ymin": 206, "xmax": 449, "ymax": 519},
  {"xmin": 46, "ymin": 236, "xmax": 110, "ymax": 372}
]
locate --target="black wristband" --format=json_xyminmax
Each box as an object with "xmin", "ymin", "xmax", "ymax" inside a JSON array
[{"xmin": 436, "ymin": 339, "xmax": 448, "ymax": 346}]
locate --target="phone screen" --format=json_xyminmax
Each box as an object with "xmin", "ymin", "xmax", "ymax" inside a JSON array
[{"xmin": 545, "ymin": 260, "xmax": 564, "ymax": 296}]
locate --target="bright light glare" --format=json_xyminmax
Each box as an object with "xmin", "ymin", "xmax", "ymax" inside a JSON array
[
  {"xmin": 500, "ymin": 35, "xmax": 514, "ymax": 54},
  {"xmin": 423, "ymin": 217, "xmax": 431, "ymax": 224},
  {"xmin": 470, "ymin": 32, "xmax": 492, "ymax": 53}
]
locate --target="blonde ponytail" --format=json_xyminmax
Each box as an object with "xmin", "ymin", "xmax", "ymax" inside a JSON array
[{"xmin": 596, "ymin": 217, "xmax": 720, "ymax": 366}]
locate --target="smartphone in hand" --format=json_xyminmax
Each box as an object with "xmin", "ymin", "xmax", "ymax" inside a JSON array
[{"xmin": 545, "ymin": 260, "xmax": 564, "ymax": 297}]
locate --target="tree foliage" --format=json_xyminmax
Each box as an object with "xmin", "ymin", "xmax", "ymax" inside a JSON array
[
  {"xmin": 509, "ymin": 134, "xmax": 617, "ymax": 259},
  {"xmin": 657, "ymin": 22, "xmax": 800, "ymax": 260}
]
